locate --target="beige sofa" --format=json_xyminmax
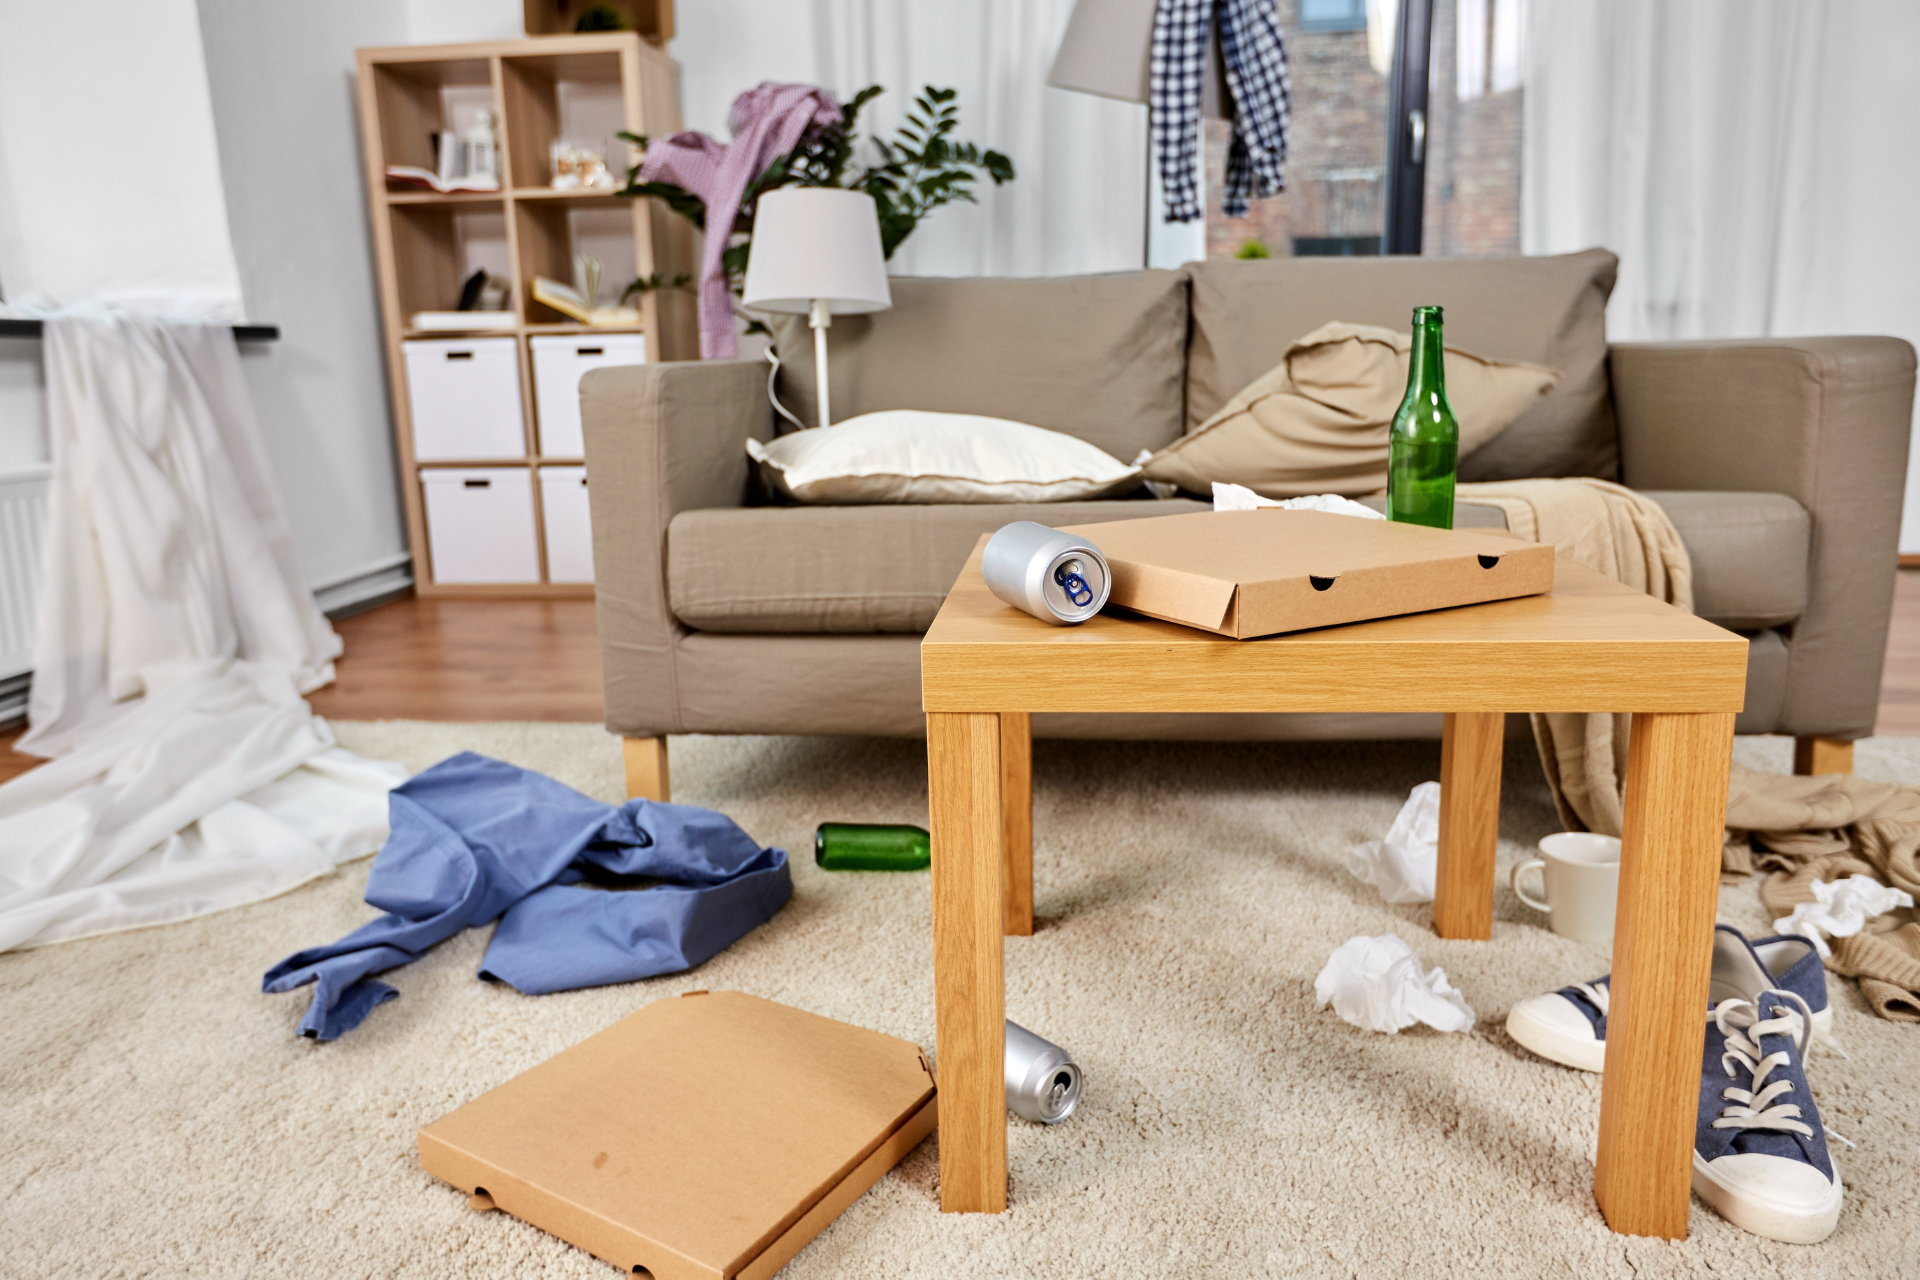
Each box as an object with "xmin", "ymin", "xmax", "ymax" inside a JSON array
[{"xmin": 580, "ymin": 250, "xmax": 1917, "ymax": 797}]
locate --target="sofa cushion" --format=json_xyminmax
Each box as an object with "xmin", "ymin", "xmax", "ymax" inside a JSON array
[
  {"xmin": 768, "ymin": 271, "xmax": 1190, "ymax": 462},
  {"xmin": 1643, "ymin": 491, "xmax": 1810, "ymax": 630},
  {"xmin": 1143, "ymin": 321, "xmax": 1556, "ymax": 498},
  {"xmin": 1186, "ymin": 249, "xmax": 1619, "ymax": 482},
  {"xmin": 668, "ymin": 499, "xmax": 1511, "ymax": 635}
]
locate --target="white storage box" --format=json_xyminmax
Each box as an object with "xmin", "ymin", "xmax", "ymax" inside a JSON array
[
  {"xmin": 404, "ymin": 337, "xmax": 526, "ymax": 461},
  {"xmin": 539, "ymin": 466, "xmax": 594, "ymax": 583},
  {"xmin": 421, "ymin": 468, "xmax": 540, "ymax": 584},
  {"xmin": 531, "ymin": 333, "xmax": 648, "ymax": 458}
]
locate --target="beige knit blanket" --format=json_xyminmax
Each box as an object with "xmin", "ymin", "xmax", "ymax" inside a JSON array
[{"xmin": 1457, "ymin": 478, "xmax": 1920, "ymax": 1021}]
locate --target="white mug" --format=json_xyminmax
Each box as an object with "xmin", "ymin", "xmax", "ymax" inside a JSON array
[{"xmin": 1510, "ymin": 833, "xmax": 1622, "ymax": 948}]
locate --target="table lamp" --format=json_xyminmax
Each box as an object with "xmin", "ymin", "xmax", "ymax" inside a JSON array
[{"xmin": 741, "ymin": 188, "xmax": 892, "ymax": 430}]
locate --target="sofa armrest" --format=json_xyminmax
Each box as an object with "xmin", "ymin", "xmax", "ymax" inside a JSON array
[
  {"xmin": 580, "ymin": 358, "xmax": 771, "ymax": 735},
  {"xmin": 1612, "ymin": 336, "xmax": 1917, "ymax": 737}
]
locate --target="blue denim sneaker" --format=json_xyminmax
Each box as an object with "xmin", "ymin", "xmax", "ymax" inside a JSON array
[
  {"xmin": 1694, "ymin": 991, "xmax": 1842, "ymax": 1243},
  {"xmin": 1506, "ymin": 925, "xmax": 1831, "ymax": 1073}
]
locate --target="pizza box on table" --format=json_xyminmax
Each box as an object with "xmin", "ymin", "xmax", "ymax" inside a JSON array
[
  {"xmin": 1059, "ymin": 507, "xmax": 1554, "ymax": 638},
  {"xmin": 418, "ymin": 991, "xmax": 937, "ymax": 1280}
]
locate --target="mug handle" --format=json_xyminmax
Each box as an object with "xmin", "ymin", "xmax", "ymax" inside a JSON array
[{"xmin": 1510, "ymin": 859, "xmax": 1550, "ymax": 912}]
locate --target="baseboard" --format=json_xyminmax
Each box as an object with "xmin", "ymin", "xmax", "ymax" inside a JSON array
[
  {"xmin": 315, "ymin": 553, "xmax": 415, "ymax": 619},
  {"xmin": 1900, "ymin": 554, "xmax": 1920, "ymax": 569}
]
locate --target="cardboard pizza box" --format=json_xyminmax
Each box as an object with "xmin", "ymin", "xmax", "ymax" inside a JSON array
[
  {"xmin": 1059, "ymin": 507, "xmax": 1554, "ymax": 639},
  {"xmin": 418, "ymin": 991, "xmax": 937, "ymax": 1279}
]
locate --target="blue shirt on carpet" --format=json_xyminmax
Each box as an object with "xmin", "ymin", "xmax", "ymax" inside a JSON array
[{"xmin": 262, "ymin": 752, "xmax": 791, "ymax": 1040}]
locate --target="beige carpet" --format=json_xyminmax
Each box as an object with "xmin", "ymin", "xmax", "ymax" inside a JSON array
[{"xmin": 2, "ymin": 725, "xmax": 1915, "ymax": 1278}]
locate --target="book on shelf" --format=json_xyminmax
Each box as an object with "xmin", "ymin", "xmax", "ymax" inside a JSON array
[
  {"xmin": 384, "ymin": 165, "xmax": 500, "ymax": 194},
  {"xmin": 530, "ymin": 277, "xmax": 641, "ymax": 327}
]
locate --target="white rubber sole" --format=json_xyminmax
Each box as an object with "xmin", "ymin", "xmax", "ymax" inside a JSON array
[
  {"xmin": 1507, "ymin": 1003, "xmax": 1834, "ymax": 1074},
  {"xmin": 1505, "ymin": 1002, "xmax": 1607, "ymax": 1073},
  {"xmin": 1692, "ymin": 1151, "xmax": 1843, "ymax": 1244}
]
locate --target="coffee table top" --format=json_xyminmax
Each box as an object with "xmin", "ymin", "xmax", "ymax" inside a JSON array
[{"xmin": 922, "ymin": 542, "xmax": 1746, "ymax": 715}]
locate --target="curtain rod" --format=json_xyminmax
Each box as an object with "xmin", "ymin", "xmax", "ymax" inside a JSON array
[{"xmin": 0, "ymin": 320, "xmax": 280, "ymax": 341}]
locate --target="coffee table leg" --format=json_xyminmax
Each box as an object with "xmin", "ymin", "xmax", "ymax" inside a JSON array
[
  {"xmin": 927, "ymin": 712, "xmax": 1009, "ymax": 1213},
  {"xmin": 1594, "ymin": 710, "xmax": 1734, "ymax": 1239},
  {"xmin": 1001, "ymin": 712, "xmax": 1034, "ymax": 937},
  {"xmin": 1434, "ymin": 711, "xmax": 1504, "ymax": 940}
]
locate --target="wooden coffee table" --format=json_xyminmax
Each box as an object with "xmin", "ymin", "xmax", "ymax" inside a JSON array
[{"xmin": 920, "ymin": 544, "xmax": 1747, "ymax": 1238}]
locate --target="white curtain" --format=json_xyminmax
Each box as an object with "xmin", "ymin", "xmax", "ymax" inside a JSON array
[
  {"xmin": 1523, "ymin": 0, "xmax": 1920, "ymax": 545},
  {"xmin": 0, "ymin": 308, "xmax": 401, "ymax": 952},
  {"xmin": 674, "ymin": 0, "xmax": 1154, "ymax": 278}
]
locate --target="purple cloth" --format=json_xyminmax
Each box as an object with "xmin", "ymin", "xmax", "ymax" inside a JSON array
[{"xmin": 640, "ymin": 83, "xmax": 842, "ymax": 359}]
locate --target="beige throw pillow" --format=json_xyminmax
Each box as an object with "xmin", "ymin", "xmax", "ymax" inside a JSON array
[{"xmin": 1142, "ymin": 321, "xmax": 1557, "ymax": 499}]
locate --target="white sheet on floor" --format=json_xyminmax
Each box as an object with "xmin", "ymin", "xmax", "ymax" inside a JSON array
[{"xmin": 0, "ymin": 306, "xmax": 403, "ymax": 951}]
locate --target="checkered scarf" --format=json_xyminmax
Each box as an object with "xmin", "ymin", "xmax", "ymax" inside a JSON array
[{"xmin": 1151, "ymin": 0, "xmax": 1291, "ymax": 222}]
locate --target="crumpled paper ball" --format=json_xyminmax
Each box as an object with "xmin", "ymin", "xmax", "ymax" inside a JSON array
[
  {"xmin": 1314, "ymin": 934, "xmax": 1476, "ymax": 1034},
  {"xmin": 1774, "ymin": 873, "xmax": 1916, "ymax": 957},
  {"xmin": 1346, "ymin": 782, "xmax": 1440, "ymax": 905}
]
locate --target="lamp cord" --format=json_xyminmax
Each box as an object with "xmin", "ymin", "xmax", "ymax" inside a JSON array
[{"xmin": 764, "ymin": 347, "xmax": 809, "ymax": 432}]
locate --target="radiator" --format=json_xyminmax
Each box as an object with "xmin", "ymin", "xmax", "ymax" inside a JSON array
[{"xmin": 0, "ymin": 464, "xmax": 50, "ymax": 683}]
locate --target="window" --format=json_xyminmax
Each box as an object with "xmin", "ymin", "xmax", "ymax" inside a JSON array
[{"xmin": 1299, "ymin": 0, "xmax": 1369, "ymax": 34}]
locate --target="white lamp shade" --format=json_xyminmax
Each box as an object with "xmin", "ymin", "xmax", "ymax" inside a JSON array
[{"xmin": 741, "ymin": 188, "xmax": 892, "ymax": 316}]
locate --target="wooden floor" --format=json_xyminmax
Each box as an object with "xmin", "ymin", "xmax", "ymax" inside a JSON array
[{"xmin": 6, "ymin": 571, "xmax": 1920, "ymax": 782}]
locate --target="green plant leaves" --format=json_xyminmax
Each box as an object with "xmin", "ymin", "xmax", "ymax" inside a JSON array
[{"xmin": 613, "ymin": 83, "xmax": 1018, "ymax": 304}]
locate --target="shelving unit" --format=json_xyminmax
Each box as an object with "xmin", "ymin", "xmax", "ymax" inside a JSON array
[{"xmin": 356, "ymin": 33, "xmax": 696, "ymax": 597}]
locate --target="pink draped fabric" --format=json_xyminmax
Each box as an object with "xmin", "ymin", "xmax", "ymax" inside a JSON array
[{"xmin": 639, "ymin": 83, "xmax": 842, "ymax": 359}]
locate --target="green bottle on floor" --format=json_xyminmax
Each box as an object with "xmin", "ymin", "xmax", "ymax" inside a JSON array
[
  {"xmin": 814, "ymin": 823, "xmax": 932, "ymax": 871},
  {"xmin": 1386, "ymin": 305, "xmax": 1458, "ymax": 530}
]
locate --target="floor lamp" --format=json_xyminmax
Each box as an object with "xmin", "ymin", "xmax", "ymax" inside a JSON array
[{"xmin": 741, "ymin": 188, "xmax": 893, "ymax": 431}]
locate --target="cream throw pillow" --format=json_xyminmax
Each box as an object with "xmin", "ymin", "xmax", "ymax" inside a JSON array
[
  {"xmin": 1142, "ymin": 321, "xmax": 1557, "ymax": 499},
  {"xmin": 747, "ymin": 409, "xmax": 1142, "ymax": 505}
]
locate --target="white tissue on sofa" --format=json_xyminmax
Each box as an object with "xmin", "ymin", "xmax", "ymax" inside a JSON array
[
  {"xmin": 1345, "ymin": 781, "xmax": 1441, "ymax": 904},
  {"xmin": 1314, "ymin": 934, "xmax": 1476, "ymax": 1034},
  {"xmin": 1210, "ymin": 482, "xmax": 1385, "ymax": 518}
]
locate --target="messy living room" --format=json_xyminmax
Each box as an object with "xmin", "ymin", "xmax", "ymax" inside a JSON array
[{"xmin": 2, "ymin": 1, "xmax": 1917, "ymax": 1276}]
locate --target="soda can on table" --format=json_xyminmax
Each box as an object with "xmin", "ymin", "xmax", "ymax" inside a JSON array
[
  {"xmin": 981, "ymin": 521, "xmax": 1111, "ymax": 625},
  {"xmin": 1005, "ymin": 1020, "xmax": 1083, "ymax": 1124}
]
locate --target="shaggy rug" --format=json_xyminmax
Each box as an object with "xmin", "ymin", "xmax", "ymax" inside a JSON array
[{"xmin": 1, "ymin": 724, "xmax": 1913, "ymax": 1279}]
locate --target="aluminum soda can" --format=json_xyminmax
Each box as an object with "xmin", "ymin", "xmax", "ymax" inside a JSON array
[
  {"xmin": 1004, "ymin": 1020, "xmax": 1082, "ymax": 1124},
  {"xmin": 981, "ymin": 521, "xmax": 1112, "ymax": 625}
]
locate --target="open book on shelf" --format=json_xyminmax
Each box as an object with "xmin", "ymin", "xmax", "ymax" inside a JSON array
[
  {"xmin": 384, "ymin": 165, "xmax": 501, "ymax": 194},
  {"xmin": 530, "ymin": 277, "xmax": 641, "ymax": 327}
]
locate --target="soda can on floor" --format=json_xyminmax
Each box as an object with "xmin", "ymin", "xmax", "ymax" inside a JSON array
[
  {"xmin": 981, "ymin": 521, "xmax": 1111, "ymax": 625},
  {"xmin": 1005, "ymin": 1020, "xmax": 1083, "ymax": 1124}
]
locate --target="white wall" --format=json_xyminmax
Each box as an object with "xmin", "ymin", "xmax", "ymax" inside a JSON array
[
  {"xmin": 0, "ymin": 0, "xmax": 243, "ymax": 313},
  {"xmin": 195, "ymin": 0, "xmax": 415, "ymax": 597},
  {"xmin": 0, "ymin": 0, "xmax": 244, "ymax": 482}
]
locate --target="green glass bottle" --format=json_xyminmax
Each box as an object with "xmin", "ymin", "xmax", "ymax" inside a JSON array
[
  {"xmin": 814, "ymin": 823, "xmax": 932, "ymax": 871},
  {"xmin": 1386, "ymin": 305, "xmax": 1459, "ymax": 530}
]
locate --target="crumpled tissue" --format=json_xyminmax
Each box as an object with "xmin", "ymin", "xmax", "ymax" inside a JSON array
[
  {"xmin": 1773, "ymin": 873, "xmax": 1916, "ymax": 957},
  {"xmin": 1314, "ymin": 934, "xmax": 1477, "ymax": 1033},
  {"xmin": 1346, "ymin": 781, "xmax": 1441, "ymax": 904},
  {"xmin": 1211, "ymin": 482, "xmax": 1386, "ymax": 520}
]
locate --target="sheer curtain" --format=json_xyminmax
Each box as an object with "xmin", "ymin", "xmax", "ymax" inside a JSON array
[
  {"xmin": 1522, "ymin": 0, "xmax": 1920, "ymax": 544},
  {"xmin": 674, "ymin": 0, "xmax": 1152, "ymax": 278}
]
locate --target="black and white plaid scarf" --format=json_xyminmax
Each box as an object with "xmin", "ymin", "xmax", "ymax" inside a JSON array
[{"xmin": 1151, "ymin": 0, "xmax": 1292, "ymax": 222}]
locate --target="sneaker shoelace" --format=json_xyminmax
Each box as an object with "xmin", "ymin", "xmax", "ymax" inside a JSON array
[
  {"xmin": 1710, "ymin": 992, "xmax": 1816, "ymax": 1140},
  {"xmin": 1570, "ymin": 980, "xmax": 1609, "ymax": 1016}
]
